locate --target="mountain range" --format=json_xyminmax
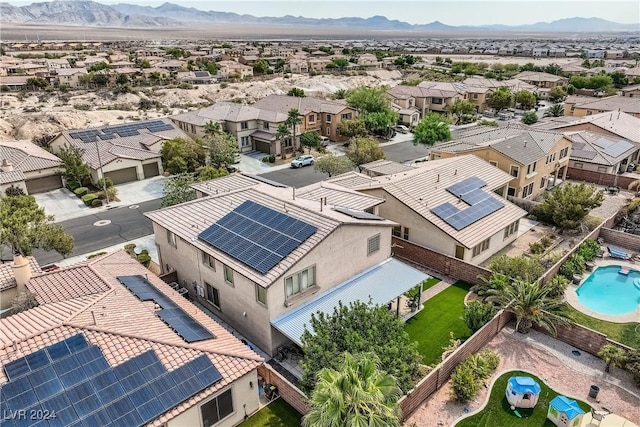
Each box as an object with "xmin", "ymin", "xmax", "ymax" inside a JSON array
[{"xmin": 1, "ymin": 0, "xmax": 638, "ymax": 32}]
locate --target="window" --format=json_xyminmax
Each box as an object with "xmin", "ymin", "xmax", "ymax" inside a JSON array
[
  {"xmin": 341, "ymin": 112, "xmax": 352, "ymax": 120},
  {"xmin": 522, "ymin": 182, "xmax": 534, "ymax": 198},
  {"xmin": 532, "ymin": 161, "xmax": 537, "ymax": 172},
  {"xmin": 432, "ymin": 98, "xmax": 443, "ymax": 104},
  {"xmin": 285, "ymin": 266, "xmax": 316, "ymax": 298},
  {"xmin": 202, "ymin": 251, "xmax": 216, "ymax": 270},
  {"xmin": 263, "ymin": 121, "xmax": 270, "ymax": 130},
  {"xmin": 509, "ymin": 165, "xmax": 519, "ymax": 177},
  {"xmin": 503, "ymin": 221, "xmax": 519, "ymax": 239},
  {"xmin": 473, "ymin": 93, "xmax": 478, "ymax": 99},
  {"xmin": 205, "ymin": 283, "xmax": 220, "ymax": 309},
  {"xmin": 392, "ymin": 226, "xmax": 401, "ymax": 237},
  {"xmin": 223, "ymin": 265, "xmax": 234, "ymax": 285},
  {"xmin": 540, "ymin": 176, "xmax": 546, "ymax": 189},
  {"xmin": 597, "ymin": 166, "xmax": 608, "ymax": 173},
  {"xmin": 367, "ymin": 234, "xmax": 380, "ymax": 255},
  {"xmin": 326, "ymin": 114, "xmax": 331, "ymax": 122},
  {"xmin": 201, "ymin": 389, "xmax": 233, "ymax": 426},
  {"xmin": 559, "ymin": 147, "xmax": 569, "ymax": 158},
  {"xmin": 573, "ymin": 162, "xmax": 583, "ymax": 169},
  {"xmin": 241, "ymin": 121, "xmax": 248, "ymax": 130},
  {"xmin": 489, "ymin": 161, "xmax": 498, "ymax": 167},
  {"xmin": 307, "ymin": 114, "xmax": 315, "ymax": 124},
  {"xmin": 284, "ymin": 138, "xmax": 293, "ymax": 147},
  {"xmin": 240, "ymin": 136, "xmax": 251, "ymax": 147},
  {"xmin": 256, "ymin": 283, "xmax": 267, "ymax": 306},
  {"xmin": 586, "ymin": 110, "xmax": 592, "ymax": 116},
  {"xmin": 472, "ymin": 238, "xmax": 490, "ymax": 257},
  {"xmin": 507, "ymin": 187, "xmax": 516, "ymax": 197},
  {"xmin": 167, "ymin": 230, "xmax": 177, "ymax": 248},
  {"xmin": 403, "ymin": 227, "xmax": 410, "ymax": 240}
]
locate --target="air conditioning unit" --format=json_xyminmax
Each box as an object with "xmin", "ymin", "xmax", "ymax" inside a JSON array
[{"xmin": 195, "ymin": 284, "xmax": 204, "ymax": 297}]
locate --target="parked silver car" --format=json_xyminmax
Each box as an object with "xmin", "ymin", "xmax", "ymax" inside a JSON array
[{"xmin": 291, "ymin": 155, "xmax": 315, "ymax": 168}]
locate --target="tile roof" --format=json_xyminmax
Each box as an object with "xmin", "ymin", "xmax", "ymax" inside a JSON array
[
  {"xmin": 170, "ymin": 102, "xmax": 288, "ymax": 127},
  {"xmin": 190, "ymin": 173, "xmax": 260, "ymax": 195},
  {"xmin": 325, "ymin": 171, "xmax": 377, "ymax": 189},
  {"xmin": 335, "ymin": 155, "xmax": 527, "ymax": 248},
  {"xmin": 252, "ymin": 94, "xmax": 351, "ymax": 115},
  {"xmin": 0, "ymin": 257, "xmax": 41, "ymax": 292},
  {"xmin": 0, "ymin": 169, "xmax": 25, "ymax": 184},
  {"xmin": 566, "ymin": 131, "xmax": 638, "ymax": 166},
  {"xmin": 540, "ymin": 110, "xmax": 640, "ymax": 144},
  {"xmin": 27, "ymin": 264, "xmax": 111, "ymax": 304},
  {"xmin": 360, "ymin": 159, "xmax": 416, "ymax": 176},
  {"xmin": 296, "ymin": 182, "xmax": 384, "ymax": 211},
  {"xmin": 0, "ymin": 140, "xmax": 62, "ymax": 173},
  {"xmin": 566, "ymin": 95, "xmax": 640, "ymax": 114},
  {"xmin": 513, "ymin": 71, "xmax": 569, "ymax": 82},
  {"xmin": 58, "ymin": 118, "xmax": 186, "ymax": 169},
  {"xmin": 435, "ymin": 126, "xmax": 566, "ymax": 165}
]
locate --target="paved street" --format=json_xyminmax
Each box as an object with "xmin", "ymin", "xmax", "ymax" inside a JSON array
[{"xmin": 34, "ymin": 199, "xmax": 161, "ymax": 266}]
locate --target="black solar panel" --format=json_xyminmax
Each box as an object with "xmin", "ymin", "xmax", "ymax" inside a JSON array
[
  {"xmin": 198, "ymin": 200, "xmax": 317, "ymax": 274},
  {"xmin": 1, "ymin": 334, "xmax": 223, "ymax": 427},
  {"xmin": 117, "ymin": 275, "xmax": 215, "ymax": 343},
  {"xmin": 461, "ymin": 188, "xmax": 490, "ymax": 205},
  {"xmin": 446, "ymin": 176, "xmax": 486, "ymax": 197},
  {"xmin": 445, "ymin": 197, "xmax": 505, "ymax": 230}
]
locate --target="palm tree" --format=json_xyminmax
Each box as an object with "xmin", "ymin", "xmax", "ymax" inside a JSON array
[
  {"xmin": 204, "ymin": 120, "xmax": 222, "ymax": 137},
  {"xmin": 598, "ymin": 344, "xmax": 627, "ymax": 373},
  {"xmin": 485, "ymin": 279, "xmax": 571, "ymax": 335},
  {"xmin": 302, "ymin": 352, "xmax": 402, "ymax": 427},
  {"xmin": 286, "ymin": 109, "xmax": 302, "ymax": 153},
  {"xmin": 275, "ymin": 123, "xmax": 291, "ymax": 160},
  {"xmin": 544, "ymin": 103, "xmax": 564, "ymax": 117}
]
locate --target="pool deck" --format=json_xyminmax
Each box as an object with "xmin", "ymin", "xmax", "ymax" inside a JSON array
[{"xmin": 566, "ymin": 258, "xmax": 640, "ymax": 324}]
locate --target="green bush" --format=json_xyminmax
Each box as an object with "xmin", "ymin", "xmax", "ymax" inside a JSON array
[
  {"xmin": 91, "ymin": 198, "xmax": 103, "ymax": 207},
  {"xmin": 81, "ymin": 193, "xmax": 98, "ymax": 206},
  {"xmin": 261, "ymin": 156, "xmax": 270, "ymax": 163},
  {"xmin": 576, "ymin": 238, "xmax": 601, "ymax": 262},
  {"xmin": 269, "ymin": 155, "xmax": 276, "ymax": 163},
  {"xmin": 463, "ymin": 300, "xmax": 496, "ymax": 332},
  {"xmin": 86, "ymin": 251, "xmax": 107, "ymax": 259},
  {"xmin": 96, "ymin": 177, "xmax": 114, "ymax": 188},
  {"xmin": 547, "ymin": 275, "xmax": 569, "ymax": 298},
  {"xmin": 629, "ymin": 198, "xmax": 640, "ymax": 213},
  {"xmin": 529, "ymin": 242, "xmax": 545, "ymax": 254},
  {"xmin": 4, "ymin": 185, "xmax": 25, "ymax": 197},
  {"xmin": 560, "ymin": 254, "xmax": 586, "ymax": 279},
  {"xmin": 451, "ymin": 364, "xmax": 478, "ymax": 402},
  {"xmin": 540, "ymin": 235, "xmax": 554, "ymax": 248},
  {"xmin": 74, "ymin": 187, "xmax": 89, "ymax": 197}
]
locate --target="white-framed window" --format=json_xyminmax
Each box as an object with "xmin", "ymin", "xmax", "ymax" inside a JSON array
[
  {"xmin": 240, "ymin": 136, "xmax": 251, "ymax": 147},
  {"xmin": 285, "ymin": 265, "xmax": 316, "ymax": 298},
  {"xmin": 307, "ymin": 114, "xmax": 315, "ymax": 124},
  {"xmin": 241, "ymin": 121, "xmax": 248, "ymax": 130},
  {"xmin": 326, "ymin": 114, "xmax": 332, "ymax": 122},
  {"xmin": 205, "ymin": 282, "xmax": 220, "ymax": 309},
  {"xmin": 503, "ymin": 221, "xmax": 519, "ymax": 239},
  {"xmin": 223, "ymin": 265, "xmax": 234, "ymax": 285},
  {"xmin": 473, "ymin": 93, "xmax": 478, "ymax": 99},
  {"xmin": 367, "ymin": 234, "xmax": 380, "ymax": 255},
  {"xmin": 256, "ymin": 283, "xmax": 267, "ymax": 306},
  {"xmin": 432, "ymin": 98, "xmax": 443, "ymax": 104},
  {"xmin": 559, "ymin": 147, "xmax": 569, "ymax": 158},
  {"xmin": 573, "ymin": 162, "xmax": 583, "ymax": 169},
  {"xmin": 472, "ymin": 238, "xmax": 490, "ymax": 257},
  {"xmin": 341, "ymin": 112, "xmax": 352, "ymax": 120},
  {"xmin": 263, "ymin": 121, "xmax": 270, "ymax": 130},
  {"xmin": 507, "ymin": 187, "xmax": 516, "ymax": 197},
  {"xmin": 392, "ymin": 226, "xmax": 401, "ymax": 237},
  {"xmin": 522, "ymin": 182, "xmax": 534, "ymax": 198},
  {"xmin": 201, "ymin": 388, "xmax": 233, "ymax": 426},
  {"xmin": 403, "ymin": 227, "xmax": 410, "ymax": 240},
  {"xmin": 510, "ymin": 165, "xmax": 519, "ymax": 177},
  {"xmin": 284, "ymin": 138, "xmax": 293, "ymax": 147},
  {"xmin": 167, "ymin": 230, "xmax": 177, "ymax": 248},
  {"xmin": 202, "ymin": 251, "xmax": 216, "ymax": 270},
  {"xmin": 597, "ymin": 166, "xmax": 608, "ymax": 173}
]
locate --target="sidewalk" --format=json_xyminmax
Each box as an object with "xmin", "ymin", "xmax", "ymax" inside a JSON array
[{"xmin": 56, "ymin": 234, "xmax": 158, "ymax": 268}]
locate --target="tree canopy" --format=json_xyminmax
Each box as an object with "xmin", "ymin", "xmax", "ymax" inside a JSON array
[
  {"xmin": 532, "ymin": 182, "xmax": 604, "ymax": 231},
  {"xmin": 287, "ymin": 88, "xmax": 306, "ymax": 97},
  {"xmin": 57, "ymin": 145, "xmax": 90, "ymax": 190},
  {"xmin": 516, "ymin": 90, "xmax": 536, "ymax": 110},
  {"xmin": 300, "ymin": 300, "xmax": 422, "ymax": 393},
  {"xmin": 0, "ymin": 195, "xmax": 74, "ymax": 257},
  {"xmin": 413, "ymin": 113, "xmax": 451, "ymax": 146},
  {"xmin": 486, "ymin": 87, "xmax": 515, "ymax": 111},
  {"xmin": 346, "ymin": 86, "xmax": 390, "ymax": 114},
  {"xmin": 313, "ymin": 154, "xmax": 354, "ymax": 177},
  {"xmin": 548, "ymin": 87, "xmax": 567, "ymax": 103},
  {"xmin": 160, "ymin": 138, "xmax": 206, "ymax": 174},
  {"xmin": 521, "ymin": 111, "xmax": 538, "ymax": 125},
  {"xmin": 161, "ymin": 173, "xmax": 197, "ymax": 207},
  {"xmin": 206, "ymin": 132, "xmax": 238, "ymax": 168},
  {"xmin": 339, "ymin": 118, "xmax": 368, "ymax": 138},
  {"xmin": 345, "ymin": 136, "xmax": 385, "ymax": 170},
  {"xmin": 299, "ymin": 131, "xmax": 321, "ymax": 153},
  {"xmin": 544, "ymin": 104, "xmax": 564, "ymax": 118},
  {"xmin": 445, "ymin": 99, "xmax": 476, "ymax": 125}
]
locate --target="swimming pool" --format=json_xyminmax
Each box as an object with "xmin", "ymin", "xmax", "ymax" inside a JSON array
[{"xmin": 576, "ymin": 265, "xmax": 640, "ymax": 316}]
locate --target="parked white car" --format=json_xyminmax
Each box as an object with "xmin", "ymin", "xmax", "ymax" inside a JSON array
[
  {"xmin": 291, "ymin": 155, "xmax": 315, "ymax": 168},
  {"xmin": 395, "ymin": 125, "xmax": 410, "ymax": 134}
]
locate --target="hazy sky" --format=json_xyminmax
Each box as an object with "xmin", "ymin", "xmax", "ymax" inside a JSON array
[{"xmin": 8, "ymin": 0, "xmax": 640, "ymax": 25}]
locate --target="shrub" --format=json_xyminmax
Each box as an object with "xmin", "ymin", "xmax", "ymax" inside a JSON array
[
  {"xmin": 261, "ymin": 156, "xmax": 270, "ymax": 163},
  {"xmin": 96, "ymin": 177, "xmax": 114, "ymax": 188},
  {"xmin": 73, "ymin": 103, "xmax": 91, "ymax": 111},
  {"xmin": 477, "ymin": 350, "xmax": 500, "ymax": 373},
  {"xmin": 547, "ymin": 275, "xmax": 569, "ymax": 298},
  {"xmin": 529, "ymin": 242, "xmax": 545, "ymax": 254},
  {"xmin": 220, "ymin": 82, "xmax": 228, "ymax": 89},
  {"xmin": 625, "ymin": 350, "xmax": 640, "ymax": 387},
  {"xmin": 540, "ymin": 235, "xmax": 553, "ymax": 248},
  {"xmin": 463, "ymin": 300, "xmax": 496, "ymax": 332},
  {"xmin": 576, "ymin": 238, "xmax": 601, "ymax": 262},
  {"xmin": 91, "ymin": 198, "xmax": 103, "ymax": 207},
  {"xmin": 74, "ymin": 187, "xmax": 89, "ymax": 197},
  {"xmin": 560, "ymin": 254, "xmax": 586, "ymax": 279},
  {"xmin": 451, "ymin": 364, "xmax": 478, "ymax": 402},
  {"xmin": 629, "ymin": 198, "xmax": 640, "ymax": 213},
  {"xmin": 86, "ymin": 251, "xmax": 107, "ymax": 259},
  {"xmin": 81, "ymin": 193, "xmax": 98, "ymax": 206},
  {"xmin": 268, "ymin": 155, "xmax": 276, "ymax": 163},
  {"xmin": 4, "ymin": 185, "xmax": 25, "ymax": 197}
]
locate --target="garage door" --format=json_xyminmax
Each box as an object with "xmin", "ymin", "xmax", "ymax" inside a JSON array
[
  {"xmin": 143, "ymin": 162, "xmax": 160, "ymax": 179},
  {"xmin": 254, "ymin": 139, "xmax": 272, "ymax": 155},
  {"xmin": 25, "ymin": 175, "xmax": 63, "ymax": 194},
  {"xmin": 105, "ymin": 167, "xmax": 137, "ymax": 185}
]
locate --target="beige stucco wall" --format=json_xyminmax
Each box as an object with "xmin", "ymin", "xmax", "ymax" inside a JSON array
[
  {"xmin": 167, "ymin": 370, "xmax": 259, "ymax": 427},
  {"xmin": 0, "ymin": 287, "xmax": 18, "ymax": 310},
  {"xmin": 0, "ymin": 181, "xmax": 28, "ymax": 198}
]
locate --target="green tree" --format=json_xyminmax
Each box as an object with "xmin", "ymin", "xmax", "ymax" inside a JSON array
[
  {"xmin": 207, "ymin": 133, "xmax": 238, "ymax": 168},
  {"xmin": 340, "ymin": 118, "xmax": 368, "ymax": 138},
  {"xmin": 272, "ymin": 123, "xmax": 290, "ymax": 160},
  {"xmin": 287, "ymin": 87, "xmax": 306, "ymax": 97},
  {"xmin": 445, "ymin": 99, "xmax": 477, "ymax": 125},
  {"xmin": 91, "ymin": 73, "xmax": 109, "ymax": 87},
  {"xmin": 299, "ymin": 131, "xmax": 321, "ymax": 153},
  {"xmin": 487, "ymin": 254, "xmax": 545, "ymax": 282},
  {"xmin": 300, "ymin": 300, "xmax": 422, "ymax": 393},
  {"xmin": 160, "ymin": 137, "xmax": 206, "ymax": 174},
  {"xmin": 486, "ymin": 280, "xmax": 571, "ymax": 335},
  {"xmin": 314, "ymin": 153, "xmax": 355, "ymax": 177},
  {"xmin": 516, "ymin": 90, "xmax": 536, "ymax": 110},
  {"xmin": 532, "ymin": 183, "xmax": 604, "ymax": 230},
  {"xmin": 57, "ymin": 145, "xmax": 90, "ymax": 190},
  {"xmin": 25, "ymin": 77, "xmax": 49, "ymax": 90},
  {"xmin": 345, "ymin": 136, "xmax": 385, "ymax": 170},
  {"xmin": 363, "ymin": 109, "xmax": 399, "ymax": 137},
  {"xmin": 609, "ymin": 70, "xmax": 629, "ymax": 88},
  {"xmin": 0, "ymin": 195, "xmax": 74, "ymax": 257},
  {"xmin": 413, "ymin": 113, "xmax": 451, "ymax": 147},
  {"xmin": 487, "ymin": 87, "xmax": 515, "ymax": 111},
  {"xmin": 197, "ymin": 166, "xmax": 229, "ymax": 181},
  {"xmin": 329, "ymin": 58, "xmax": 349, "ymax": 70},
  {"xmin": 302, "ymin": 352, "xmax": 402, "ymax": 427},
  {"xmin": 544, "ymin": 103, "xmax": 564, "ymax": 117},
  {"xmin": 286, "ymin": 109, "xmax": 302, "ymax": 153},
  {"xmin": 204, "ymin": 120, "xmax": 223, "ymax": 137},
  {"xmin": 87, "ymin": 61, "xmax": 110, "ymax": 72},
  {"xmin": 252, "ymin": 59, "xmax": 271, "ymax": 75},
  {"xmin": 161, "ymin": 173, "xmax": 197, "ymax": 207},
  {"xmin": 463, "ymin": 300, "xmax": 496, "ymax": 332},
  {"xmin": 333, "ymin": 88, "xmax": 348, "ymax": 99},
  {"xmin": 597, "ymin": 344, "xmax": 627, "ymax": 373},
  {"xmin": 548, "ymin": 86, "xmax": 567, "ymax": 103},
  {"xmin": 347, "ymin": 86, "xmax": 389, "ymax": 114},
  {"xmin": 521, "ymin": 111, "xmax": 538, "ymax": 125}
]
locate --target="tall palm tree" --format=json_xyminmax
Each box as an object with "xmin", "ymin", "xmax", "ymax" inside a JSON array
[
  {"xmin": 275, "ymin": 123, "xmax": 291, "ymax": 160},
  {"xmin": 598, "ymin": 344, "xmax": 627, "ymax": 373},
  {"xmin": 302, "ymin": 352, "xmax": 402, "ymax": 427},
  {"xmin": 544, "ymin": 103, "xmax": 564, "ymax": 117},
  {"xmin": 204, "ymin": 120, "xmax": 222, "ymax": 137},
  {"xmin": 485, "ymin": 279, "xmax": 571, "ymax": 335},
  {"xmin": 286, "ymin": 109, "xmax": 302, "ymax": 153}
]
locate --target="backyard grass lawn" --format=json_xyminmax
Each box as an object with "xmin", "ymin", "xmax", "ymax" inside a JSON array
[
  {"xmin": 422, "ymin": 277, "xmax": 442, "ymax": 291},
  {"xmin": 404, "ymin": 281, "xmax": 471, "ymax": 366},
  {"xmin": 561, "ymin": 305, "xmax": 640, "ymax": 350},
  {"xmin": 455, "ymin": 371, "xmax": 591, "ymax": 427},
  {"xmin": 238, "ymin": 398, "xmax": 302, "ymax": 427}
]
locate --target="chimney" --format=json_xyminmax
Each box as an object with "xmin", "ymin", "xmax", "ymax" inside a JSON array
[
  {"xmin": 11, "ymin": 255, "xmax": 32, "ymax": 295},
  {"xmin": 1, "ymin": 159, "xmax": 14, "ymax": 172}
]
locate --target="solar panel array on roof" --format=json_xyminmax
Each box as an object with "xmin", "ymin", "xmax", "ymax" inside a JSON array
[
  {"xmin": 1, "ymin": 334, "xmax": 222, "ymax": 427},
  {"xmin": 446, "ymin": 176, "xmax": 486, "ymax": 198},
  {"xmin": 592, "ymin": 137, "xmax": 614, "ymax": 149},
  {"xmin": 68, "ymin": 121, "xmax": 174, "ymax": 143},
  {"xmin": 117, "ymin": 275, "xmax": 214, "ymax": 343},
  {"xmin": 194, "ymin": 71, "xmax": 209, "ymax": 78},
  {"xmin": 198, "ymin": 200, "xmax": 317, "ymax": 274},
  {"xmin": 333, "ymin": 207, "xmax": 384, "ymax": 220},
  {"xmin": 603, "ymin": 140, "xmax": 633, "ymax": 158}
]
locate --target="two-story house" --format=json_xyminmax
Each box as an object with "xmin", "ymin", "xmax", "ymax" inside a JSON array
[
  {"xmin": 430, "ymin": 126, "xmax": 573, "ymax": 199},
  {"xmin": 563, "ymin": 95, "xmax": 640, "ymax": 119},
  {"xmin": 387, "ymin": 82, "xmax": 466, "ymax": 119},
  {"xmin": 145, "ymin": 175, "xmax": 428, "ymax": 355}
]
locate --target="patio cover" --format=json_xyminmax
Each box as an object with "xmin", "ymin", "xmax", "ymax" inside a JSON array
[{"xmin": 271, "ymin": 258, "xmax": 429, "ymax": 347}]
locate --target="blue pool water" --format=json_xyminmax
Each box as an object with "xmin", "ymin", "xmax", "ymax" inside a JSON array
[{"xmin": 576, "ymin": 265, "xmax": 640, "ymax": 316}]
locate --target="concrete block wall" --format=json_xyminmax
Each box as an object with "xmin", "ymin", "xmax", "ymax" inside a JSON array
[
  {"xmin": 567, "ymin": 167, "xmax": 637, "ymax": 189},
  {"xmin": 257, "ymin": 365, "xmax": 310, "ymax": 415},
  {"xmin": 599, "ymin": 227, "xmax": 640, "ymax": 251}
]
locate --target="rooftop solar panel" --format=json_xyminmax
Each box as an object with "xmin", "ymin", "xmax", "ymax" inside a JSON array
[
  {"xmin": 603, "ymin": 140, "xmax": 633, "ymax": 158},
  {"xmin": 592, "ymin": 137, "xmax": 614, "ymax": 149},
  {"xmin": 446, "ymin": 176, "xmax": 486, "ymax": 197},
  {"xmin": 461, "ymin": 188, "xmax": 490, "ymax": 205},
  {"xmin": 431, "ymin": 202, "xmax": 460, "ymax": 220}
]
